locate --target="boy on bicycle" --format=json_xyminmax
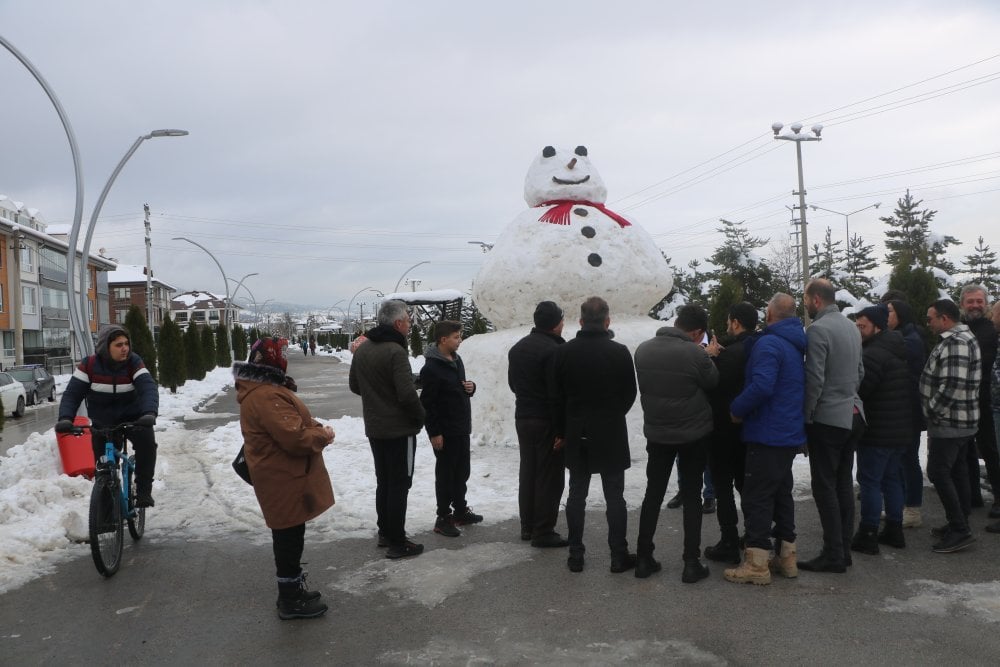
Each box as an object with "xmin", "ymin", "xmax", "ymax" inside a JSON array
[{"xmin": 56, "ymin": 324, "xmax": 159, "ymax": 507}]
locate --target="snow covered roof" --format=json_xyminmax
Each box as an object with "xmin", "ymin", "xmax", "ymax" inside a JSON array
[
  {"xmin": 108, "ymin": 264, "xmax": 177, "ymax": 291},
  {"xmin": 170, "ymin": 290, "xmax": 239, "ymax": 310},
  {"xmin": 382, "ymin": 289, "xmax": 464, "ymax": 304}
]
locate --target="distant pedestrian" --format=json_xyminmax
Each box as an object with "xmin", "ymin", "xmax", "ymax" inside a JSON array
[
  {"xmin": 234, "ymin": 336, "xmax": 335, "ymax": 620},
  {"xmin": 633, "ymin": 304, "xmax": 718, "ymax": 582},
  {"xmin": 309, "ymin": 335, "xmax": 317, "ymax": 356},
  {"xmin": 551, "ymin": 297, "xmax": 637, "ymax": 574},
  {"xmin": 420, "ymin": 320, "xmax": 481, "ymax": 538},
  {"xmin": 349, "ymin": 300, "xmax": 426, "ymax": 559},
  {"xmin": 508, "ymin": 301, "xmax": 568, "ymax": 547},
  {"xmin": 301, "ymin": 338, "xmax": 308, "ymax": 356},
  {"xmin": 922, "ymin": 298, "xmax": 981, "ymax": 553}
]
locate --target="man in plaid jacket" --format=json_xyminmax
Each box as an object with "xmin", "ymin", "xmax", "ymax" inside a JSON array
[{"xmin": 920, "ymin": 298, "xmax": 982, "ymax": 553}]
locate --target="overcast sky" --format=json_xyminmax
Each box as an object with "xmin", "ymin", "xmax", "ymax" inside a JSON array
[{"xmin": 1, "ymin": 1, "xmax": 998, "ymax": 313}]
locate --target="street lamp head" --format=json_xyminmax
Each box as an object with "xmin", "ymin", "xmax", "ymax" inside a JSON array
[
  {"xmin": 790, "ymin": 122, "xmax": 803, "ymax": 134},
  {"xmin": 771, "ymin": 122, "xmax": 783, "ymax": 136},
  {"xmin": 811, "ymin": 124, "xmax": 823, "ymax": 137},
  {"xmin": 150, "ymin": 129, "xmax": 189, "ymax": 137}
]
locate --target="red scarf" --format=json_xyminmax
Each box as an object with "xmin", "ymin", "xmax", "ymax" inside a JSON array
[{"xmin": 537, "ymin": 200, "xmax": 632, "ymax": 228}]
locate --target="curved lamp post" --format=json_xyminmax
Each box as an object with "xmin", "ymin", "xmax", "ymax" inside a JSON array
[
  {"xmin": 809, "ymin": 202, "xmax": 881, "ymax": 269},
  {"xmin": 393, "ymin": 261, "xmax": 430, "ymax": 294},
  {"xmin": 227, "ymin": 272, "xmax": 259, "ymax": 327},
  {"xmin": 346, "ymin": 286, "xmax": 374, "ymax": 341},
  {"xmin": 173, "ymin": 237, "xmax": 234, "ymax": 360}
]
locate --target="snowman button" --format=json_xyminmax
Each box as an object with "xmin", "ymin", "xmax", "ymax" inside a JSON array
[
  {"xmin": 574, "ymin": 207, "xmax": 588, "ymax": 217},
  {"xmin": 588, "ymin": 253, "xmax": 602, "ymax": 267},
  {"xmin": 581, "ymin": 226, "xmax": 596, "ymax": 238}
]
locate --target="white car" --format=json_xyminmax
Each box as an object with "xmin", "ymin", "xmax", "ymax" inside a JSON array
[{"xmin": 0, "ymin": 371, "xmax": 27, "ymax": 417}]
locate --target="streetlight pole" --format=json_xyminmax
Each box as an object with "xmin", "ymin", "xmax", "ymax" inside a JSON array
[
  {"xmin": 173, "ymin": 237, "xmax": 234, "ymax": 360},
  {"xmin": 227, "ymin": 273, "xmax": 259, "ymax": 329},
  {"xmin": 773, "ymin": 121, "xmax": 822, "ymax": 325},
  {"xmin": 809, "ymin": 202, "xmax": 881, "ymax": 269},
  {"xmin": 393, "ymin": 261, "xmax": 430, "ymax": 293},
  {"xmin": 346, "ymin": 286, "xmax": 374, "ymax": 343}
]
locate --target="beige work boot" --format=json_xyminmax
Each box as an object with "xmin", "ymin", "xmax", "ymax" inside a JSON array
[
  {"xmin": 902, "ymin": 506, "xmax": 922, "ymax": 528},
  {"xmin": 768, "ymin": 540, "xmax": 798, "ymax": 578},
  {"xmin": 724, "ymin": 547, "xmax": 772, "ymax": 585}
]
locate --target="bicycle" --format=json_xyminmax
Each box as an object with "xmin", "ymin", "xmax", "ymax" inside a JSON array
[{"xmin": 67, "ymin": 422, "xmax": 146, "ymax": 577}]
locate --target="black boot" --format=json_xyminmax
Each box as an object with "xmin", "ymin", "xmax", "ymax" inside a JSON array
[
  {"xmin": 704, "ymin": 538, "xmax": 741, "ymax": 564},
  {"xmin": 681, "ymin": 559, "xmax": 710, "ymax": 584},
  {"xmin": 277, "ymin": 575, "xmax": 328, "ymax": 620},
  {"xmin": 850, "ymin": 524, "xmax": 880, "ymax": 555},
  {"xmin": 798, "ymin": 550, "xmax": 846, "ymax": 573},
  {"xmin": 878, "ymin": 520, "xmax": 906, "ymax": 549},
  {"xmin": 634, "ymin": 554, "xmax": 662, "ymax": 579}
]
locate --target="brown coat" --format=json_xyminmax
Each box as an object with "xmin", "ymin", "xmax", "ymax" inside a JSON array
[{"xmin": 234, "ymin": 361, "xmax": 334, "ymax": 529}]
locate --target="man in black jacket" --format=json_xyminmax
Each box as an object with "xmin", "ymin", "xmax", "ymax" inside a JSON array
[
  {"xmin": 420, "ymin": 320, "xmax": 479, "ymax": 538},
  {"xmin": 508, "ymin": 301, "xmax": 567, "ymax": 547},
  {"xmin": 703, "ymin": 302, "xmax": 758, "ymax": 565},
  {"xmin": 551, "ymin": 297, "xmax": 637, "ymax": 574}
]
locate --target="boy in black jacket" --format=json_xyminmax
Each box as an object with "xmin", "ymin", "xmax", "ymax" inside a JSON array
[{"xmin": 420, "ymin": 320, "xmax": 479, "ymax": 536}]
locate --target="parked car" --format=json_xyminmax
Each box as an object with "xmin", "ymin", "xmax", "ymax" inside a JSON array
[
  {"xmin": 0, "ymin": 371, "xmax": 26, "ymax": 417},
  {"xmin": 8, "ymin": 365, "xmax": 57, "ymax": 406}
]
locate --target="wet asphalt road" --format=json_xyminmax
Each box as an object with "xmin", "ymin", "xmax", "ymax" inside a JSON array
[{"xmin": 3, "ymin": 353, "xmax": 1000, "ymax": 665}]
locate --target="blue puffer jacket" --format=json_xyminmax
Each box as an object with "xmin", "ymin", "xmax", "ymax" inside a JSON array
[{"xmin": 730, "ymin": 316, "xmax": 807, "ymax": 448}]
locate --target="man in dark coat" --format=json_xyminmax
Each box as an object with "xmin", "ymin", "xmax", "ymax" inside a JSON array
[
  {"xmin": 57, "ymin": 324, "xmax": 159, "ymax": 507},
  {"xmin": 349, "ymin": 300, "xmax": 426, "ymax": 559},
  {"xmin": 958, "ymin": 284, "xmax": 1000, "ymax": 515},
  {"xmin": 550, "ymin": 297, "xmax": 637, "ymax": 574},
  {"xmin": 508, "ymin": 301, "xmax": 567, "ymax": 547},
  {"xmin": 850, "ymin": 305, "xmax": 913, "ymax": 555},
  {"xmin": 420, "ymin": 320, "xmax": 479, "ymax": 538},
  {"xmin": 633, "ymin": 304, "xmax": 718, "ymax": 582},
  {"xmin": 704, "ymin": 301, "xmax": 759, "ymax": 564}
]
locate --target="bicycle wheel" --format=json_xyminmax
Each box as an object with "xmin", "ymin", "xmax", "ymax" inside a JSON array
[
  {"xmin": 89, "ymin": 472, "xmax": 124, "ymax": 577},
  {"xmin": 126, "ymin": 456, "xmax": 145, "ymax": 540}
]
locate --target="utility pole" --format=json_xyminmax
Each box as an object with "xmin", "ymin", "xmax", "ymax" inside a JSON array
[
  {"xmin": 11, "ymin": 232, "xmax": 24, "ymax": 365},
  {"xmin": 407, "ymin": 278, "xmax": 421, "ymax": 292},
  {"xmin": 144, "ymin": 203, "xmax": 154, "ymax": 337}
]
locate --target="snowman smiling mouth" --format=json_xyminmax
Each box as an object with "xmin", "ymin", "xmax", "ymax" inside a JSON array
[{"xmin": 552, "ymin": 175, "xmax": 591, "ymax": 185}]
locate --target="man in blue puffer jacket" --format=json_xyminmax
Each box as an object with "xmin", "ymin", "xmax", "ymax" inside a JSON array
[
  {"xmin": 724, "ymin": 293, "xmax": 807, "ymax": 585},
  {"xmin": 56, "ymin": 325, "xmax": 159, "ymax": 507}
]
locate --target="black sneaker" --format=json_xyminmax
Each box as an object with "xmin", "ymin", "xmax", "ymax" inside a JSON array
[
  {"xmin": 452, "ymin": 507, "xmax": 483, "ymax": 525},
  {"xmin": 930, "ymin": 524, "xmax": 949, "ymax": 539},
  {"xmin": 386, "ymin": 540, "xmax": 424, "ymax": 559},
  {"xmin": 932, "ymin": 531, "xmax": 976, "ymax": 553},
  {"xmin": 609, "ymin": 553, "xmax": 637, "ymax": 573},
  {"xmin": 567, "ymin": 555, "xmax": 584, "ymax": 573},
  {"xmin": 702, "ymin": 498, "xmax": 717, "ymax": 514},
  {"xmin": 434, "ymin": 516, "xmax": 461, "ymax": 537},
  {"xmin": 135, "ymin": 491, "xmax": 155, "ymax": 508},
  {"xmin": 666, "ymin": 493, "xmax": 683, "ymax": 509}
]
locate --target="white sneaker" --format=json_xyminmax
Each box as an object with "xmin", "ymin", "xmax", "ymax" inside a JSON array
[{"xmin": 902, "ymin": 506, "xmax": 922, "ymax": 528}]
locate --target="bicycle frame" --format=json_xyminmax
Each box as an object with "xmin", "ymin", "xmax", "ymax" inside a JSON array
[{"xmin": 93, "ymin": 426, "xmax": 139, "ymax": 522}]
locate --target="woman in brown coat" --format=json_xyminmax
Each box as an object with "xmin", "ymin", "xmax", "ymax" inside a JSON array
[{"xmin": 234, "ymin": 336, "xmax": 335, "ymax": 620}]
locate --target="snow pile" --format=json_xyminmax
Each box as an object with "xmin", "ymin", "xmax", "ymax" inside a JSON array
[{"xmin": 884, "ymin": 580, "xmax": 1000, "ymax": 622}]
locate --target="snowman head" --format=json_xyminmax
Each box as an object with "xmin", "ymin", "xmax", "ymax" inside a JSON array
[{"xmin": 523, "ymin": 145, "xmax": 608, "ymax": 207}]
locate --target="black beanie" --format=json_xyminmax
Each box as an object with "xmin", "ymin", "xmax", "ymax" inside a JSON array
[{"xmin": 533, "ymin": 301, "xmax": 563, "ymax": 330}]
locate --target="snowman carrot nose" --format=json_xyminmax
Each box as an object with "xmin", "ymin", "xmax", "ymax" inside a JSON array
[{"xmin": 567, "ymin": 158, "xmax": 577, "ymax": 169}]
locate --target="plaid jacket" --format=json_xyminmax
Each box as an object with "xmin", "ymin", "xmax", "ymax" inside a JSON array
[{"xmin": 920, "ymin": 323, "xmax": 981, "ymax": 431}]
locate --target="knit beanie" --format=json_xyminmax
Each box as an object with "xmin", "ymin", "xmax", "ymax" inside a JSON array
[
  {"xmin": 857, "ymin": 304, "xmax": 889, "ymax": 331},
  {"xmin": 533, "ymin": 301, "xmax": 564, "ymax": 331}
]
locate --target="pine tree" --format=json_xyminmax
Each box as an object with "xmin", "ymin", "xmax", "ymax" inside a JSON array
[
  {"xmin": 249, "ymin": 327, "xmax": 260, "ymax": 348},
  {"xmin": 201, "ymin": 324, "xmax": 217, "ymax": 373},
  {"xmin": 410, "ymin": 325, "xmax": 424, "ymax": 358},
  {"xmin": 961, "ymin": 236, "xmax": 1000, "ymax": 298},
  {"xmin": 232, "ymin": 325, "xmax": 249, "ymax": 361},
  {"xmin": 708, "ymin": 219, "xmax": 774, "ymax": 308},
  {"xmin": 215, "ymin": 323, "xmax": 232, "ymax": 368},
  {"xmin": 808, "ymin": 227, "xmax": 844, "ymax": 287},
  {"xmin": 184, "ymin": 324, "xmax": 206, "ymax": 381},
  {"xmin": 157, "ymin": 313, "xmax": 186, "ymax": 393},
  {"xmin": 124, "ymin": 305, "xmax": 158, "ymax": 381},
  {"xmin": 888, "ymin": 264, "xmax": 939, "ymax": 331},
  {"xmin": 460, "ymin": 297, "xmax": 492, "ymax": 338},
  {"xmin": 840, "ymin": 233, "xmax": 878, "ymax": 302},
  {"xmin": 882, "ymin": 189, "xmax": 936, "ymax": 266},
  {"xmin": 708, "ymin": 275, "xmax": 743, "ymax": 340}
]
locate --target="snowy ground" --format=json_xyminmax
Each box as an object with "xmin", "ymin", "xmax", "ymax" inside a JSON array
[{"xmin": 0, "ymin": 346, "xmax": 924, "ymax": 597}]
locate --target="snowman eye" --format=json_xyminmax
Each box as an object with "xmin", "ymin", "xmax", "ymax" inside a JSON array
[
  {"xmin": 542, "ymin": 146, "xmax": 556, "ymax": 158},
  {"xmin": 575, "ymin": 146, "xmax": 588, "ymax": 156}
]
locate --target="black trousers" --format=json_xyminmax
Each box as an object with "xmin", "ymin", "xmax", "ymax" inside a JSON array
[
  {"xmin": 91, "ymin": 423, "xmax": 157, "ymax": 493},
  {"xmin": 272, "ymin": 523, "xmax": 306, "ymax": 579},
  {"xmin": 516, "ymin": 418, "xmax": 565, "ymax": 538},
  {"xmin": 637, "ymin": 437, "xmax": 709, "ymax": 560},
  {"xmin": 565, "ymin": 467, "xmax": 627, "ymax": 559},
  {"xmin": 967, "ymin": 409, "xmax": 1000, "ymax": 505},
  {"xmin": 369, "ymin": 434, "xmax": 416, "ymax": 546},
  {"xmin": 806, "ymin": 419, "xmax": 858, "ymax": 563},
  {"xmin": 432, "ymin": 432, "xmax": 471, "ymax": 518},
  {"xmin": 709, "ymin": 426, "xmax": 746, "ymax": 543},
  {"xmin": 928, "ymin": 435, "xmax": 972, "ymax": 533},
  {"xmin": 741, "ymin": 443, "xmax": 798, "ymax": 550}
]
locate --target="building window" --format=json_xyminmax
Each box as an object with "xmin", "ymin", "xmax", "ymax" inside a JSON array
[
  {"xmin": 22, "ymin": 286, "xmax": 37, "ymax": 314},
  {"xmin": 114, "ymin": 287, "xmax": 129, "ymax": 299},
  {"xmin": 174, "ymin": 311, "xmax": 188, "ymax": 322},
  {"xmin": 21, "ymin": 246, "xmax": 34, "ymax": 273},
  {"xmin": 0, "ymin": 284, "xmax": 4, "ymax": 312},
  {"xmin": 192, "ymin": 311, "xmax": 205, "ymax": 322},
  {"xmin": 115, "ymin": 309, "xmax": 128, "ymax": 322},
  {"xmin": 89, "ymin": 300, "xmax": 95, "ymax": 322}
]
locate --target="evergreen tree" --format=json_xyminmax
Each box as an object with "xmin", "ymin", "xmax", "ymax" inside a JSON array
[
  {"xmin": 215, "ymin": 323, "xmax": 232, "ymax": 368},
  {"xmin": 460, "ymin": 297, "xmax": 492, "ymax": 338},
  {"xmin": 157, "ymin": 313, "xmax": 186, "ymax": 393},
  {"xmin": 410, "ymin": 325, "xmax": 424, "ymax": 358},
  {"xmin": 961, "ymin": 236, "xmax": 1000, "ymax": 298},
  {"xmin": 708, "ymin": 219, "xmax": 774, "ymax": 308},
  {"xmin": 201, "ymin": 324, "xmax": 217, "ymax": 373},
  {"xmin": 249, "ymin": 327, "xmax": 260, "ymax": 348},
  {"xmin": 232, "ymin": 325, "xmax": 249, "ymax": 361},
  {"xmin": 808, "ymin": 227, "xmax": 844, "ymax": 287},
  {"xmin": 124, "ymin": 305, "xmax": 158, "ymax": 381},
  {"xmin": 767, "ymin": 239, "xmax": 801, "ymax": 298},
  {"xmin": 184, "ymin": 324, "xmax": 206, "ymax": 381},
  {"xmin": 882, "ymin": 189, "xmax": 935, "ymax": 267},
  {"xmin": 0, "ymin": 394, "xmax": 5, "ymax": 431},
  {"xmin": 841, "ymin": 233, "xmax": 878, "ymax": 302},
  {"xmin": 708, "ymin": 275, "xmax": 743, "ymax": 340},
  {"xmin": 888, "ymin": 263, "xmax": 939, "ymax": 332}
]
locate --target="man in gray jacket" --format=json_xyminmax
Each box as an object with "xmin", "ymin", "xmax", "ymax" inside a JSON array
[
  {"xmin": 349, "ymin": 300, "xmax": 426, "ymax": 559},
  {"xmin": 634, "ymin": 304, "xmax": 719, "ymax": 582},
  {"xmin": 799, "ymin": 279, "xmax": 864, "ymax": 574}
]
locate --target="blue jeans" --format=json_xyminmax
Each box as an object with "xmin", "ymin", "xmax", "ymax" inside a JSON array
[
  {"xmin": 857, "ymin": 446, "xmax": 904, "ymax": 526},
  {"xmin": 901, "ymin": 429, "xmax": 924, "ymax": 507}
]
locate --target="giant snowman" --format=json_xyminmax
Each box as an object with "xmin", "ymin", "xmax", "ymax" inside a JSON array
[{"xmin": 461, "ymin": 145, "xmax": 673, "ymax": 448}]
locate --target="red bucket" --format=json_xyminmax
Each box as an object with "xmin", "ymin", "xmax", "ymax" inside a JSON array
[{"xmin": 56, "ymin": 416, "xmax": 95, "ymax": 478}]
